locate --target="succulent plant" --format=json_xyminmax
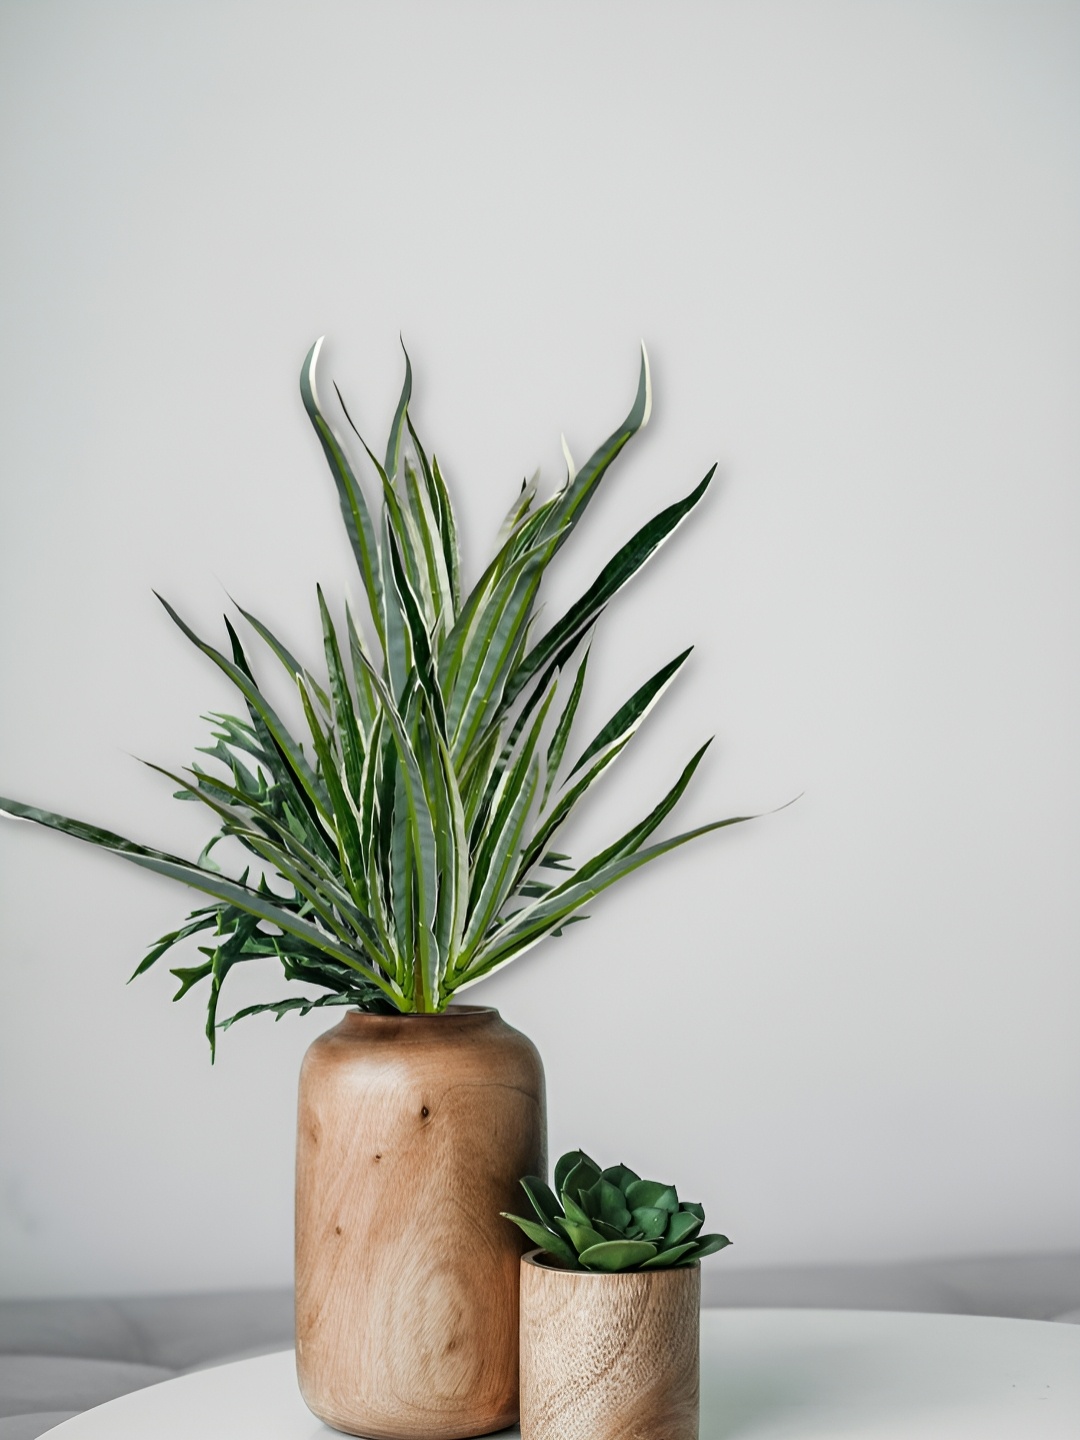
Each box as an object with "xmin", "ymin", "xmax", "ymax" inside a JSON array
[
  {"xmin": 503, "ymin": 1149, "xmax": 731, "ymax": 1271},
  {"xmin": 0, "ymin": 339, "xmax": 755, "ymax": 1055}
]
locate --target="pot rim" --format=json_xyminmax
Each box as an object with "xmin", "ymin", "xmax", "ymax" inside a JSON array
[{"xmin": 521, "ymin": 1246, "xmax": 701, "ymax": 1276}]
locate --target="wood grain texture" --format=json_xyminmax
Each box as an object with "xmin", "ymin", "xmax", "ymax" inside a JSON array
[
  {"xmin": 295, "ymin": 1006, "xmax": 546, "ymax": 1439},
  {"xmin": 519, "ymin": 1250, "xmax": 700, "ymax": 1440}
]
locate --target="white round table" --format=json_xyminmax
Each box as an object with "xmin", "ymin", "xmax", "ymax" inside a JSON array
[{"xmin": 43, "ymin": 1309, "xmax": 1080, "ymax": 1439}]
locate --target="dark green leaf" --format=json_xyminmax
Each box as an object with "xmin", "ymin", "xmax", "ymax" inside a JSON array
[
  {"xmin": 349, "ymin": 643, "xmax": 440, "ymax": 1008},
  {"xmin": 217, "ymin": 990, "xmax": 361, "ymax": 1030},
  {"xmin": 578, "ymin": 1239, "xmax": 657, "ymax": 1272},
  {"xmin": 539, "ymin": 344, "xmax": 652, "ymax": 551},
  {"xmin": 630, "ymin": 1206, "xmax": 669, "ymax": 1240},
  {"xmin": 569, "ymin": 648, "xmax": 691, "ymax": 777},
  {"xmin": 300, "ymin": 339, "xmax": 384, "ymax": 641},
  {"xmin": 543, "ymin": 645, "xmax": 589, "ymax": 804},
  {"xmin": 540, "ymin": 851, "xmax": 573, "ymax": 870},
  {"xmin": 590, "ymin": 1219, "xmax": 629, "ymax": 1242},
  {"xmin": 520, "ymin": 1176, "xmax": 563, "ymax": 1227},
  {"xmin": 449, "ymin": 548, "xmax": 547, "ymax": 762},
  {"xmin": 556, "ymin": 1219, "xmax": 608, "ymax": 1254},
  {"xmin": 598, "ymin": 1179, "xmax": 632, "ymax": 1230},
  {"xmin": 509, "ymin": 463, "xmax": 714, "ymax": 701},
  {"xmin": 569, "ymin": 741, "xmax": 713, "ymax": 888},
  {"xmin": 690, "ymin": 1234, "xmax": 732, "ymax": 1259},
  {"xmin": 131, "ymin": 910, "xmax": 217, "ymax": 980},
  {"xmin": 560, "ymin": 1191, "xmax": 593, "ymax": 1228},
  {"xmin": 155, "ymin": 597, "xmax": 331, "ymax": 828},
  {"xmin": 514, "ymin": 738, "xmax": 631, "ymax": 884},
  {"xmin": 559, "ymin": 1154, "xmax": 601, "ymax": 1200},
  {"xmin": 0, "ymin": 795, "xmax": 399, "ymax": 1003},
  {"xmin": 232, "ymin": 600, "xmax": 331, "ymax": 715},
  {"xmin": 467, "ymin": 813, "xmax": 756, "ymax": 983},
  {"xmin": 625, "ymin": 1180, "xmax": 678, "ymax": 1212},
  {"xmin": 664, "ymin": 1209, "xmax": 705, "ymax": 1248},
  {"xmin": 379, "ymin": 512, "xmax": 413, "ymax": 703},
  {"xmin": 641, "ymin": 1242, "xmax": 698, "ymax": 1269},
  {"xmin": 169, "ymin": 960, "xmax": 212, "ymax": 1000},
  {"xmin": 384, "ymin": 520, "xmax": 447, "ymax": 736},
  {"xmin": 384, "ymin": 342, "xmax": 412, "ymax": 480},
  {"xmin": 316, "ymin": 586, "xmax": 365, "ymax": 800},
  {"xmin": 602, "ymin": 1164, "xmax": 640, "ymax": 1194},
  {"xmin": 429, "ymin": 455, "xmax": 462, "ymax": 610},
  {"xmin": 500, "ymin": 1214, "xmax": 579, "ymax": 1268}
]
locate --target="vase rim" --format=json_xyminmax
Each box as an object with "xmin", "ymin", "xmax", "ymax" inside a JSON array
[{"xmin": 342, "ymin": 1003, "xmax": 499, "ymax": 1025}]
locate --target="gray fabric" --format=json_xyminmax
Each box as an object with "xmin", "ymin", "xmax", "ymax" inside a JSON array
[
  {"xmin": 0, "ymin": 1355, "xmax": 172, "ymax": 1418},
  {"xmin": 184, "ymin": 1341, "xmax": 295, "ymax": 1373},
  {"xmin": 701, "ymin": 1250, "xmax": 1080, "ymax": 1321},
  {"xmin": 0, "ymin": 1412, "xmax": 78, "ymax": 1440},
  {"xmin": 0, "ymin": 1301, "xmax": 144, "ymax": 1366},
  {"xmin": 107, "ymin": 1290, "xmax": 295, "ymax": 1370},
  {"xmin": 0, "ymin": 1290, "xmax": 294, "ymax": 1370}
]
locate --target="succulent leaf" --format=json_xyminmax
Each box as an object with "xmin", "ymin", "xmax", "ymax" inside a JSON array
[
  {"xmin": 640, "ymin": 1241, "xmax": 699, "ymax": 1269},
  {"xmin": 499, "ymin": 1214, "xmax": 579, "ymax": 1269},
  {"xmin": 631, "ymin": 1206, "xmax": 670, "ymax": 1241},
  {"xmin": 560, "ymin": 1155, "xmax": 602, "ymax": 1200},
  {"xmin": 663, "ymin": 1209, "xmax": 705, "ymax": 1248},
  {"xmin": 520, "ymin": 1176, "xmax": 563, "ymax": 1228},
  {"xmin": 554, "ymin": 1218, "xmax": 608, "ymax": 1254},
  {"xmin": 579, "ymin": 1239, "xmax": 658, "ymax": 1272},
  {"xmin": 597, "ymin": 1180, "xmax": 633, "ymax": 1231},
  {"xmin": 589, "ymin": 1219, "xmax": 631, "ymax": 1243},
  {"xmin": 624, "ymin": 1179, "xmax": 679, "ymax": 1213},
  {"xmin": 602, "ymin": 1164, "xmax": 641, "ymax": 1193},
  {"xmin": 559, "ymin": 1191, "xmax": 593, "ymax": 1228},
  {"xmin": 690, "ymin": 1234, "xmax": 732, "ymax": 1259}
]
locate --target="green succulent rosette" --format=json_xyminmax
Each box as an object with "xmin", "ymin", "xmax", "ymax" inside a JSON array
[{"xmin": 503, "ymin": 1149, "xmax": 731, "ymax": 1272}]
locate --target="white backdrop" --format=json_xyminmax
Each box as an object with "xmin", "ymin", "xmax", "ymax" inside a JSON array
[{"xmin": 1, "ymin": 0, "xmax": 1078, "ymax": 1298}]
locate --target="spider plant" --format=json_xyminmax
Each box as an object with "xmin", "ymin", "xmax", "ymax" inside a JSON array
[{"xmin": 0, "ymin": 338, "xmax": 752, "ymax": 1055}]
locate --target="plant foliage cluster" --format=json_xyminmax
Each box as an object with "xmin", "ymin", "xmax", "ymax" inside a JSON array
[
  {"xmin": 0, "ymin": 339, "xmax": 750, "ymax": 1053},
  {"xmin": 503, "ymin": 1148, "xmax": 731, "ymax": 1271}
]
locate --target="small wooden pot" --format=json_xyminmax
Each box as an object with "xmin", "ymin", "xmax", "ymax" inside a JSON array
[{"xmin": 519, "ymin": 1249, "xmax": 700, "ymax": 1440}]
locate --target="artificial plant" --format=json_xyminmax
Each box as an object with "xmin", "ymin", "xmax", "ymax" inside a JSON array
[{"xmin": 0, "ymin": 338, "xmax": 751, "ymax": 1053}]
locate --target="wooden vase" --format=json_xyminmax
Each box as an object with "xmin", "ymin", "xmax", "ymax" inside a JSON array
[
  {"xmin": 519, "ymin": 1249, "xmax": 700, "ymax": 1440},
  {"xmin": 295, "ymin": 1005, "xmax": 546, "ymax": 1439}
]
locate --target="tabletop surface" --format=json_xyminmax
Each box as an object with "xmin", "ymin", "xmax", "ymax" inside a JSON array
[{"xmin": 44, "ymin": 1308, "xmax": 1080, "ymax": 1439}]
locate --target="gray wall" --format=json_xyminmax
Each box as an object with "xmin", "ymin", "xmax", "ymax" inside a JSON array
[{"xmin": 1, "ymin": 1, "xmax": 1077, "ymax": 1298}]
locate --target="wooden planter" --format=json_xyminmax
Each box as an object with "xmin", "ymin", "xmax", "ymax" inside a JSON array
[
  {"xmin": 295, "ymin": 1006, "xmax": 546, "ymax": 1439},
  {"xmin": 519, "ymin": 1249, "xmax": 700, "ymax": 1440}
]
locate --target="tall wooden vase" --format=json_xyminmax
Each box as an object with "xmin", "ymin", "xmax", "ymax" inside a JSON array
[{"xmin": 295, "ymin": 1005, "xmax": 545, "ymax": 1439}]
